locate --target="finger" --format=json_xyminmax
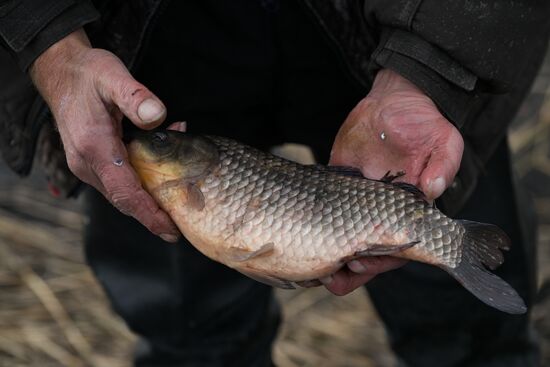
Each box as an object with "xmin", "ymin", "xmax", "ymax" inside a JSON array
[
  {"xmin": 167, "ymin": 121, "xmax": 187, "ymax": 132},
  {"xmin": 69, "ymin": 152, "xmax": 180, "ymax": 242},
  {"xmin": 65, "ymin": 151, "xmax": 106, "ymax": 191},
  {"xmin": 100, "ymin": 165, "xmax": 180, "ymax": 242},
  {"xmin": 324, "ymin": 268, "xmax": 376, "ymax": 296},
  {"xmin": 87, "ymin": 139, "xmax": 180, "ymax": 241},
  {"xmin": 419, "ymin": 129, "xmax": 464, "ymax": 200},
  {"xmin": 99, "ymin": 63, "xmax": 167, "ymax": 129},
  {"xmin": 324, "ymin": 256, "xmax": 407, "ymax": 296}
]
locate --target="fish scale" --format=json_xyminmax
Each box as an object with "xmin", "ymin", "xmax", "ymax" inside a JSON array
[
  {"xmin": 199, "ymin": 136, "xmax": 458, "ymax": 271},
  {"xmin": 128, "ymin": 130, "xmax": 527, "ymax": 314}
]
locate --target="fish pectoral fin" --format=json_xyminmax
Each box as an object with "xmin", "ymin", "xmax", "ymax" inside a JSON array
[
  {"xmin": 238, "ymin": 268, "xmax": 295, "ymax": 289},
  {"xmin": 228, "ymin": 242, "xmax": 275, "ymax": 262},
  {"xmin": 186, "ymin": 182, "xmax": 205, "ymax": 211},
  {"xmin": 354, "ymin": 241, "xmax": 419, "ymax": 257}
]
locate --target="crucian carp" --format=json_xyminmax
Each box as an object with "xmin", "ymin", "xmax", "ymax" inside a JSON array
[{"xmin": 127, "ymin": 130, "xmax": 526, "ymax": 314}]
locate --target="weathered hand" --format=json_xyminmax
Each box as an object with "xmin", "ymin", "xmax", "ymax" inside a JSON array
[
  {"xmin": 30, "ymin": 29, "xmax": 180, "ymax": 242},
  {"xmin": 323, "ymin": 69, "xmax": 464, "ymax": 295}
]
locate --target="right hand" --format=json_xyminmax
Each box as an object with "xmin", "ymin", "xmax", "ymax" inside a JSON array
[
  {"xmin": 30, "ymin": 29, "xmax": 180, "ymax": 242},
  {"xmin": 324, "ymin": 69, "xmax": 464, "ymax": 296}
]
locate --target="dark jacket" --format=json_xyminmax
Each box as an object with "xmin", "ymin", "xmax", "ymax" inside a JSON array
[{"xmin": 0, "ymin": 0, "xmax": 549, "ymax": 213}]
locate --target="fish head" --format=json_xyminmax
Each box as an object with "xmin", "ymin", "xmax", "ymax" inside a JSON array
[{"xmin": 127, "ymin": 130, "xmax": 219, "ymax": 191}]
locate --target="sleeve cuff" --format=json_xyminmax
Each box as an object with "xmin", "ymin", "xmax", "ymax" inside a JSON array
[
  {"xmin": 371, "ymin": 29, "xmax": 480, "ymax": 128},
  {"xmin": 0, "ymin": 0, "xmax": 99, "ymax": 71},
  {"xmin": 0, "ymin": 0, "xmax": 75, "ymax": 51}
]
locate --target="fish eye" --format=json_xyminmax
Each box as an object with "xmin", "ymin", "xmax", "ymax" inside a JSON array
[{"xmin": 151, "ymin": 131, "xmax": 169, "ymax": 147}]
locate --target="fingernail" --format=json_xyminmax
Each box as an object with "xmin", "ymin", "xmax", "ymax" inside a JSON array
[
  {"xmin": 348, "ymin": 260, "xmax": 367, "ymax": 274},
  {"xmin": 320, "ymin": 275, "xmax": 333, "ymax": 285},
  {"xmin": 160, "ymin": 233, "xmax": 180, "ymax": 243},
  {"xmin": 428, "ymin": 177, "xmax": 446, "ymax": 199},
  {"xmin": 138, "ymin": 98, "xmax": 165, "ymax": 123}
]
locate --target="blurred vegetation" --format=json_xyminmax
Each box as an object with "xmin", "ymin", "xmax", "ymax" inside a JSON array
[{"xmin": 0, "ymin": 49, "xmax": 549, "ymax": 367}]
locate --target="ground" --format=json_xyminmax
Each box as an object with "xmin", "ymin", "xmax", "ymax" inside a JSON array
[{"xmin": 0, "ymin": 56, "xmax": 549, "ymax": 367}]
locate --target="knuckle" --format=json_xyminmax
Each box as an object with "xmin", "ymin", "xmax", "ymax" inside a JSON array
[
  {"xmin": 66, "ymin": 154, "xmax": 87, "ymax": 177},
  {"xmin": 76, "ymin": 140, "xmax": 102, "ymax": 161}
]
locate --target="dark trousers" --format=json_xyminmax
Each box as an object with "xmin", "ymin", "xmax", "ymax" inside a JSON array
[{"xmin": 83, "ymin": 1, "xmax": 538, "ymax": 366}]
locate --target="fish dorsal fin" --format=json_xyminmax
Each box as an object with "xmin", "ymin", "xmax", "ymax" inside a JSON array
[
  {"xmin": 317, "ymin": 166, "xmax": 425, "ymax": 199},
  {"xmin": 313, "ymin": 165, "xmax": 364, "ymax": 178},
  {"xmin": 377, "ymin": 171, "xmax": 426, "ymax": 199},
  {"xmin": 315, "ymin": 166, "xmax": 426, "ymax": 200},
  {"xmin": 377, "ymin": 170, "xmax": 426, "ymax": 199},
  {"xmin": 228, "ymin": 242, "xmax": 275, "ymax": 262},
  {"xmin": 392, "ymin": 182, "xmax": 426, "ymax": 198},
  {"xmin": 379, "ymin": 170, "xmax": 405, "ymax": 183}
]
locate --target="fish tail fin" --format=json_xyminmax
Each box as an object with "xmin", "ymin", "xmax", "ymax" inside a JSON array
[{"xmin": 444, "ymin": 220, "xmax": 526, "ymax": 314}]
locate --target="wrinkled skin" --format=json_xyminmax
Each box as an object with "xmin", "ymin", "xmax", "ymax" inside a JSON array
[
  {"xmin": 30, "ymin": 29, "xmax": 180, "ymax": 242},
  {"xmin": 30, "ymin": 28, "xmax": 464, "ymax": 295},
  {"xmin": 326, "ymin": 69, "xmax": 464, "ymax": 295}
]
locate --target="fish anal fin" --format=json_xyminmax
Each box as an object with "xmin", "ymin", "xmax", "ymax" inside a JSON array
[
  {"xmin": 238, "ymin": 267, "xmax": 295, "ymax": 289},
  {"xmin": 186, "ymin": 182, "xmax": 205, "ymax": 211},
  {"xmin": 354, "ymin": 241, "xmax": 419, "ymax": 257},
  {"xmin": 338, "ymin": 241, "xmax": 419, "ymax": 264},
  {"xmin": 228, "ymin": 242, "xmax": 275, "ymax": 262}
]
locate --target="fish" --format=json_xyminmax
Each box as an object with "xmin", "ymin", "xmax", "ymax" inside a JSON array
[{"xmin": 126, "ymin": 130, "xmax": 526, "ymax": 314}]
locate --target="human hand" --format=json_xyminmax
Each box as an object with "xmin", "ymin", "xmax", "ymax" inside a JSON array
[
  {"xmin": 30, "ymin": 29, "xmax": 180, "ymax": 242},
  {"xmin": 323, "ymin": 69, "xmax": 464, "ymax": 295}
]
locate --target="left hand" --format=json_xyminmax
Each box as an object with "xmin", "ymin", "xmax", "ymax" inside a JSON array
[{"xmin": 321, "ymin": 69, "xmax": 464, "ymax": 296}]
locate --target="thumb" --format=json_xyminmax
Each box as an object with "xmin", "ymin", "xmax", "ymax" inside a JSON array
[
  {"xmin": 419, "ymin": 134, "xmax": 464, "ymax": 201},
  {"xmin": 101, "ymin": 65, "xmax": 166, "ymax": 129}
]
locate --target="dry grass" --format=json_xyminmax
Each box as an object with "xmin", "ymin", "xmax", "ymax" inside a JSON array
[
  {"xmin": 0, "ymin": 181, "xmax": 394, "ymax": 367},
  {"xmin": 0, "ymin": 186, "xmax": 135, "ymax": 367},
  {"xmin": 0, "ymin": 49, "xmax": 549, "ymax": 367}
]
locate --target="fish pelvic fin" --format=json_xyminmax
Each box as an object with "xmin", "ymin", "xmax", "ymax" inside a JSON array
[
  {"xmin": 228, "ymin": 242, "xmax": 275, "ymax": 262},
  {"xmin": 444, "ymin": 220, "xmax": 526, "ymax": 314}
]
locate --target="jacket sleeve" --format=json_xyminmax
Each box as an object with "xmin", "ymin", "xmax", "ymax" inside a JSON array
[
  {"xmin": 364, "ymin": 0, "xmax": 550, "ymax": 128},
  {"xmin": 0, "ymin": 0, "xmax": 99, "ymax": 71}
]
